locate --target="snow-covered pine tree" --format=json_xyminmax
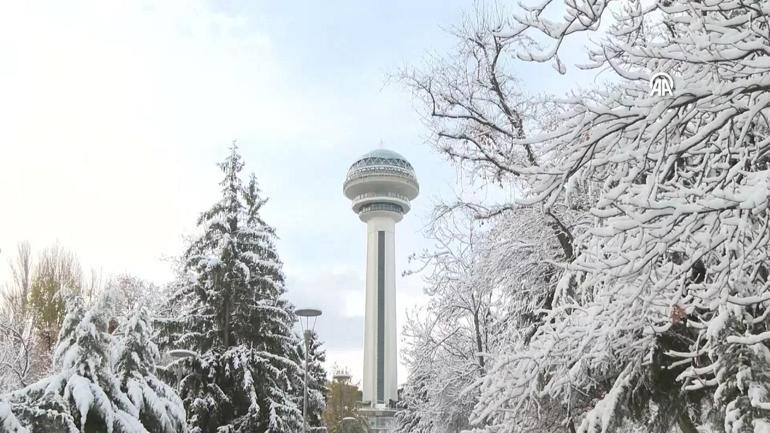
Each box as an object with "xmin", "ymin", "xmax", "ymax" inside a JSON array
[
  {"xmin": 0, "ymin": 295, "xmax": 151, "ymax": 433},
  {"xmin": 113, "ymin": 305, "xmax": 186, "ymax": 433},
  {"xmin": 295, "ymin": 330, "xmax": 327, "ymax": 429},
  {"xmin": 161, "ymin": 144, "xmax": 304, "ymax": 433},
  {"xmin": 0, "ymin": 400, "xmax": 27, "ymax": 433}
]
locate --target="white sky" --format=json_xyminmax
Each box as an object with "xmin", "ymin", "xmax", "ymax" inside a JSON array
[{"xmin": 0, "ymin": 0, "xmax": 595, "ymax": 386}]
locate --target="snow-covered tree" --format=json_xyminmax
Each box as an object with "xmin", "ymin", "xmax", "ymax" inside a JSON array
[
  {"xmin": 396, "ymin": 211, "xmax": 573, "ymax": 428},
  {"xmin": 406, "ymin": 1, "xmax": 770, "ymax": 432},
  {"xmin": 0, "ymin": 304, "xmax": 35, "ymax": 394},
  {"xmin": 0, "ymin": 399, "xmax": 28, "ymax": 433},
  {"xmin": 296, "ymin": 330, "xmax": 327, "ymax": 429},
  {"xmin": 104, "ymin": 275, "xmax": 165, "ymax": 323},
  {"xmin": 0, "ymin": 295, "xmax": 155, "ymax": 433},
  {"xmin": 1, "ymin": 243, "xmax": 55, "ymax": 393},
  {"xmin": 394, "ymin": 369, "xmax": 434, "ymax": 433},
  {"xmin": 395, "ymin": 214, "xmax": 492, "ymax": 433},
  {"xmin": 160, "ymin": 144, "xmax": 304, "ymax": 433},
  {"xmin": 113, "ymin": 305, "xmax": 186, "ymax": 433}
]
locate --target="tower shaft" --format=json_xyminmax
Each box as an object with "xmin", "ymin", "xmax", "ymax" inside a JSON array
[{"xmin": 363, "ymin": 216, "xmax": 398, "ymax": 405}]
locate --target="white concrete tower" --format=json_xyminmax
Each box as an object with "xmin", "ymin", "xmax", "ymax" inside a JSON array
[{"xmin": 343, "ymin": 149, "xmax": 419, "ymax": 406}]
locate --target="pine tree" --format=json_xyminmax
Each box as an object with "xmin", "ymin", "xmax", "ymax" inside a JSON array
[
  {"xmin": 0, "ymin": 295, "xmax": 155, "ymax": 433},
  {"xmin": 113, "ymin": 305, "xmax": 186, "ymax": 433},
  {"xmin": 0, "ymin": 400, "xmax": 28, "ymax": 433},
  {"xmin": 161, "ymin": 144, "xmax": 304, "ymax": 433},
  {"xmin": 295, "ymin": 330, "xmax": 327, "ymax": 429}
]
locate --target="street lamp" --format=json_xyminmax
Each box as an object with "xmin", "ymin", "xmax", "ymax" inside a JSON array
[{"xmin": 296, "ymin": 308, "xmax": 322, "ymax": 433}]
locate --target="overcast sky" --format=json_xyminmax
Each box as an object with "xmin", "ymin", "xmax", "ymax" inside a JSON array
[{"xmin": 0, "ymin": 0, "xmax": 595, "ymax": 385}]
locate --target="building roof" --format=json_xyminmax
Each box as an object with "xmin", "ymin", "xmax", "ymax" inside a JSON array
[
  {"xmin": 360, "ymin": 149, "xmax": 408, "ymax": 160},
  {"xmin": 348, "ymin": 148, "xmax": 415, "ymax": 174}
]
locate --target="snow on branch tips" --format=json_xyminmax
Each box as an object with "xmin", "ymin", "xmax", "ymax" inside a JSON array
[{"xmin": 401, "ymin": 0, "xmax": 770, "ymax": 432}]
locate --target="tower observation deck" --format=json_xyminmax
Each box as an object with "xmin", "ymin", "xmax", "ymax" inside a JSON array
[{"xmin": 343, "ymin": 149, "xmax": 419, "ymax": 408}]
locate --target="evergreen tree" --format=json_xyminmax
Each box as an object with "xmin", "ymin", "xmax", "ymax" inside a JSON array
[
  {"xmin": 0, "ymin": 400, "xmax": 27, "ymax": 433},
  {"xmin": 0, "ymin": 295, "xmax": 156, "ymax": 433},
  {"xmin": 161, "ymin": 144, "xmax": 304, "ymax": 433},
  {"xmin": 113, "ymin": 305, "xmax": 186, "ymax": 433},
  {"xmin": 295, "ymin": 330, "xmax": 327, "ymax": 429}
]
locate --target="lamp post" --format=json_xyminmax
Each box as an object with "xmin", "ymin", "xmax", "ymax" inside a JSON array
[{"xmin": 296, "ymin": 308, "xmax": 322, "ymax": 433}]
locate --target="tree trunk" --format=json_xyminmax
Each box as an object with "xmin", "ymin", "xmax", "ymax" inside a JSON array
[
  {"xmin": 676, "ymin": 412, "xmax": 698, "ymax": 433},
  {"xmin": 472, "ymin": 308, "xmax": 485, "ymax": 369},
  {"xmin": 223, "ymin": 295, "xmax": 229, "ymax": 348},
  {"xmin": 217, "ymin": 271, "xmax": 229, "ymax": 348}
]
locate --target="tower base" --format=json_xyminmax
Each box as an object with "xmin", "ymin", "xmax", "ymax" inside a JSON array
[{"xmin": 359, "ymin": 405, "xmax": 397, "ymax": 433}]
